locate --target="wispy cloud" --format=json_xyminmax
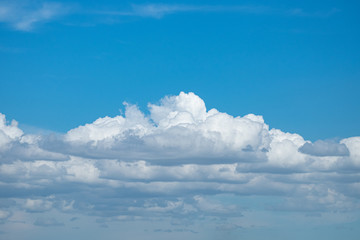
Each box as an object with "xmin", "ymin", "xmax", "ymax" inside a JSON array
[
  {"xmin": 94, "ymin": 3, "xmax": 340, "ymax": 20},
  {"xmin": 95, "ymin": 4, "xmax": 272, "ymax": 19},
  {"xmin": 287, "ymin": 7, "xmax": 340, "ymax": 18},
  {"xmin": 0, "ymin": 2, "xmax": 340, "ymax": 31},
  {"xmin": 0, "ymin": 1, "xmax": 71, "ymax": 31}
]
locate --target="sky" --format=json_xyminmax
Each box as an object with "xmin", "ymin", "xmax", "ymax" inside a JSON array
[{"xmin": 0, "ymin": 0, "xmax": 360, "ymax": 239}]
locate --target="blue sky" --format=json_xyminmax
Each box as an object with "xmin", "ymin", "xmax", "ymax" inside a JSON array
[
  {"xmin": 0, "ymin": 1, "xmax": 360, "ymax": 239},
  {"xmin": 1, "ymin": 0, "xmax": 359, "ymax": 140}
]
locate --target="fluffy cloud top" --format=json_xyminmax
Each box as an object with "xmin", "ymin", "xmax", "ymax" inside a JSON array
[
  {"xmin": 0, "ymin": 113, "xmax": 23, "ymax": 150},
  {"xmin": 0, "ymin": 92, "xmax": 359, "ymax": 231},
  {"xmin": 60, "ymin": 92, "xmax": 296, "ymax": 165}
]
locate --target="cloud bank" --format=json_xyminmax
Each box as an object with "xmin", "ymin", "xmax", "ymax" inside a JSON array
[{"xmin": 0, "ymin": 92, "xmax": 359, "ymax": 231}]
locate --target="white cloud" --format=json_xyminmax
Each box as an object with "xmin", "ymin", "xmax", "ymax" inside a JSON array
[
  {"xmin": 0, "ymin": 92, "xmax": 359, "ymax": 228},
  {"xmin": 0, "ymin": 113, "xmax": 23, "ymax": 151},
  {"xmin": 94, "ymin": 4, "xmax": 338, "ymax": 22},
  {"xmin": 0, "ymin": 2, "xmax": 338, "ymax": 32},
  {"xmin": 341, "ymin": 137, "xmax": 360, "ymax": 164},
  {"xmin": 23, "ymin": 198, "xmax": 53, "ymax": 212},
  {"xmin": 130, "ymin": 4, "xmax": 198, "ymax": 18},
  {"xmin": 96, "ymin": 4, "xmax": 269, "ymax": 19},
  {"xmin": 0, "ymin": 113, "xmax": 68, "ymax": 162},
  {"xmin": 60, "ymin": 92, "xmax": 271, "ymax": 164}
]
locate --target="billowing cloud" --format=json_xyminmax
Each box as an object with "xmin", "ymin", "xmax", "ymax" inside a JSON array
[
  {"xmin": 0, "ymin": 92, "xmax": 359, "ymax": 233},
  {"xmin": 0, "ymin": 113, "xmax": 68, "ymax": 162},
  {"xmin": 50, "ymin": 92, "xmax": 271, "ymax": 164}
]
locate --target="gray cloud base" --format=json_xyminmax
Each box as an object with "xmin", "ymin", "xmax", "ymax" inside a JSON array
[{"xmin": 299, "ymin": 140, "xmax": 350, "ymax": 156}]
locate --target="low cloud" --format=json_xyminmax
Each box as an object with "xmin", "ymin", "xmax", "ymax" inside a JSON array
[
  {"xmin": 34, "ymin": 217, "xmax": 64, "ymax": 227},
  {"xmin": 42, "ymin": 92, "xmax": 272, "ymax": 164},
  {"xmin": 23, "ymin": 198, "xmax": 53, "ymax": 212},
  {"xmin": 0, "ymin": 92, "xmax": 359, "ymax": 228},
  {"xmin": 0, "ymin": 210, "xmax": 11, "ymax": 224},
  {"xmin": 299, "ymin": 140, "xmax": 350, "ymax": 157}
]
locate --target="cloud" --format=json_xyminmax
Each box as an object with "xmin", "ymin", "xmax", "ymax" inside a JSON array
[
  {"xmin": 23, "ymin": 198, "xmax": 53, "ymax": 212},
  {"xmin": 0, "ymin": 113, "xmax": 23, "ymax": 151},
  {"xmin": 341, "ymin": 137, "xmax": 360, "ymax": 162},
  {"xmin": 120, "ymin": 4, "xmax": 271, "ymax": 18},
  {"xmin": 90, "ymin": 3, "xmax": 339, "ymax": 22},
  {"xmin": 34, "ymin": 217, "xmax": 64, "ymax": 227},
  {"xmin": 0, "ymin": 1, "xmax": 71, "ymax": 31},
  {"xmin": 95, "ymin": 3, "xmax": 274, "ymax": 19},
  {"xmin": 299, "ymin": 140, "xmax": 350, "ymax": 157},
  {"xmin": 45, "ymin": 92, "xmax": 271, "ymax": 164},
  {"xmin": 0, "ymin": 113, "xmax": 68, "ymax": 162},
  {"xmin": 0, "ymin": 210, "xmax": 11, "ymax": 224},
  {"xmin": 128, "ymin": 4, "xmax": 199, "ymax": 18},
  {"xmin": 0, "ymin": 92, "xmax": 360, "ymax": 229},
  {"xmin": 287, "ymin": 7, "xmax": 340, "ymax": 18},
  {"xmin": 0, "ymin": 2, "xmax": 339, "ymax": 31}
]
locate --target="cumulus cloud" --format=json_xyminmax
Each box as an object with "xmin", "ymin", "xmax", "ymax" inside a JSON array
[
  {"xmin": 0, "ymin": 113, "xmax": 23, "ymax": 150},
  {"xmin": 46, "ymin": 92, "xmax": 272, "ymax": 164},
  {"xmin": 23, "ymin": 198, "xmax": 53, "ymax": 212},
  {"xmin": 0, "ymin": 113, "xmax": 68, "ymax": 162},
  {"xmin": 0, "ymin": 92, "xmax": 359, "ymax": 230}
]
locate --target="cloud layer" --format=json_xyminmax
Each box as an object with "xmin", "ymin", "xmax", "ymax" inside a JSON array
[{"xmin": 0, "ymin": 92, "xmax": 359, "ymax": 232}]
